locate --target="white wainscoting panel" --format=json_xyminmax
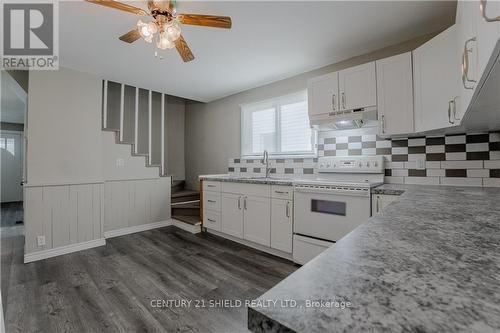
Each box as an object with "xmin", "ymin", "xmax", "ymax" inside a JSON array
[
  {"xmin": 104, "ymin": 177, "xmax": 171, "ymax": 233},
  {"xmin": 24, "ymin": 182, "xmax": 104, "ymax": 255}
]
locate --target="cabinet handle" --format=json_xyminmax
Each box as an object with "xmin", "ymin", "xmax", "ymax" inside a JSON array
[
  {"xmin": 376, "ymin": 196, "xmax": 380, "ymax": 213},
  {"xmin": 447, "ymin": 100, "xmax": 454, "ymax": 124},
  {"xmin": 452, "ymin": 96, "xmax": 460, "ymax": 121},
  {"xmin": 331, "ymin": 94, "xmax": 336, "ymax": 111},
  {"xmin": 461, "ymin": 37, "xmax": 477, "ymax": 90},
  {"xmin": 237, "ymin": 196, "xmax": 241, "ymax": 210},
  {"xmin": 285, "ymin": 201, "xmax": 290, "ymax": 218},
  {"xmin": 480, "ymin": 0, "xmax": 500, "ymax": 22},
  {"xmin": 208, "ymin": 200, "xmax": 216, "ymax": 203},
  {"xmin": 207, "ymin": 218, "xmax": 216, "ymax": 223},
  {"xmin": 207, "ymin": 184, "xmax": 216, "ymax": 188},
  {"xmin": 274, "ymin": 190, "xmax": 289, "ymax": 194},
  {"xmin": 341, "ymin": 92, "xmax": 346, "ymax": 109},
  {"xmin": 244, "ymin": 196, "xmax": 247, "ymax": 210},
  {"xmin": 380, "ymin": 115, "xmax": 386, "ymax": 134}
]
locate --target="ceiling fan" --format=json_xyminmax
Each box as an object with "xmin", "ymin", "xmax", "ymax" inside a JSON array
[{"xmin": 85, "ymin": 0, "xmax": 232, "ymax": 62}]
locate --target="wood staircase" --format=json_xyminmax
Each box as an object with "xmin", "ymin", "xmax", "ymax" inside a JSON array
[{"xmin": 171, "ymin": 181, "xmax": 201, "ymax": 228}]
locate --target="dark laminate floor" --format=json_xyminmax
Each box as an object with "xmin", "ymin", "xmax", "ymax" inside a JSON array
[{"xmin": 1, "ymin": 204, "xmax": 297, "ymax": 333}]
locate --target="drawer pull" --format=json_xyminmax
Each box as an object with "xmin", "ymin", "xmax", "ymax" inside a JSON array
[
  {"xmin": 207, "ymin": 200, "xmax": 216, "ymax": 203},
  {"xmin": 274, "ymin": 191, "xmax": 289, "ymax": 194},
  {"xmin": 207, "ymin": 218, "xmax": 216, "ymax": 223},
  {"xmin": 207, "ymin": 184, "xmax": 216, "ymax": 188}
]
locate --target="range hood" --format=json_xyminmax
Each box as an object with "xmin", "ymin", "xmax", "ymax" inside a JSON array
[{"xmin": 309, "ymin": 106, "xmax": 378, "ymax": 131}]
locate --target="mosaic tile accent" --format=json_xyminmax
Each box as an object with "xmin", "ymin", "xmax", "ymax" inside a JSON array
[{"xmin": 227, "ymin": 131, "xmax": 500, "ymax": 187}]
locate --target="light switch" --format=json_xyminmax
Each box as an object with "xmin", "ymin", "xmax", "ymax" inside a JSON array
[
  {"xmin": 116, "ymin": 158, "xmax": 125, "ymax": 168},
  {"xmin": 37, "ymin": 235, "xmax": 45, "ymax": 246}
]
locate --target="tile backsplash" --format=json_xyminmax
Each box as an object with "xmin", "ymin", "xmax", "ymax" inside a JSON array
[{"xmin": 228, "ymin": 128, "xmax": 500, "ymax": 187}]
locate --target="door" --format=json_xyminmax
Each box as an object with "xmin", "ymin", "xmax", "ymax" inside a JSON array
[
  {"xmin": 307, "ymin": 72, "xmax": 339, "ymax": 116},
  {"xmin": 1, "ymin": 132, "xmax": 23, "ymax": 202},
  {"xmin": 271, "ymin": 199, "xmax": 292, "ymax": 253},
  {"xmin": 338, "ymin": 62, "xmax": 376, "ymax": 111},
  {"xmin": 243, "ymin": 195, "xmax": 271, "ymax": 246},
  {"xmin": 477, "ymin": 0, "xmax": 500, "ymax": 79},
  {"xmin": 456, "ymin": 0, "xmax": 479, "ymax": 119},
  {"xmin": 376, "ymin": 52, "xmax": 414, "ymax": 136},
  {"xmin": 294, "ymin": 190, "xmax": 370, "ymax": 241},
  {"xmin": 413, "ymin": 25, "xmax": 461, "ymax": 132},
  {"xmin": 221, "ymin": 193, "xmax": 243, "ymax": 238}
]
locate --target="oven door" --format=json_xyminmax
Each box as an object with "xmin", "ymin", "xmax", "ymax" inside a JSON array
[{"xmin": 294, "ymin": 190, "xmax": 371, "ymax": 242}]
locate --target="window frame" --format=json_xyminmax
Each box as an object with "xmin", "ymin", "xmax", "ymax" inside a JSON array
[{"xmin": 240, "ymin": 90, "xmax": 316, "ymax": 158}]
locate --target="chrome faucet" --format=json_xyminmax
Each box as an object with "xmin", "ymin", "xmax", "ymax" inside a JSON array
[{"xmin": 262, "ymin": 150, "xmax": 271, "ymax": 178}]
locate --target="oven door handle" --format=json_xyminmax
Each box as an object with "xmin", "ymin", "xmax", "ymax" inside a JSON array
[{"xmin": 294, "ymin": 187, "xmax": 370, "ymax": 197}]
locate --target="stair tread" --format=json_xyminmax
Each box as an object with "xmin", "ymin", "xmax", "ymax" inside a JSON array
[
  {"xmin": 172, "ymin": 202, "xmax": 200, "ymax": 209},
  {"xmin": 173, "ymin": 215, "xmax": 201, "ymax": 225},
  {"xmin": 172, "ymin": 190, "xmax": 200, "ymax": 198}
]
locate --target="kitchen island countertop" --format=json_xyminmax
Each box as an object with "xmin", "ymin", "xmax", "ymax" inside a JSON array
[{"xmin": 248, "ymin": 184, "xmax": 500, "ymax": 332}]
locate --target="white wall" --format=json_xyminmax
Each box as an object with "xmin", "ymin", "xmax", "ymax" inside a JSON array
[
  {"xmin": 25, "ymin": 67, "xmax": 173, "ymax": 258},
  {"xmin": 184, "ymin": 34, "xmax": 438, "ymax": 189},
  {"xmin": 167, "ymin": 96, "xmax": 186, "ymax": 181}
]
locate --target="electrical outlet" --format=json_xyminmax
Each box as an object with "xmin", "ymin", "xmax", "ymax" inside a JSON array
[
  {"xmin": 416, "ymin": 158, "xmax": 426, "ymax": 170},
  {"xmin": 36, "ymin": 235, "xmax": 45, "ymax": 246},
  {"xmin": 116, "ymin": 158, "xmax": 125, "ymax": 168}
]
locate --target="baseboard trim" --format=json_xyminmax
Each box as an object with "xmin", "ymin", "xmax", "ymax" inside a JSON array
[
  {"xmin": 206, "ymin": 229, "xmax": 293, "ymax": 261},
  {"xmin": 172, "ymin": 219, "xmax": 201, "ymax": 234},
  {"xmin": 24, "ymin": 238, "xmax": 106, "ymax": 263},
  {"xmin": 104, "ymin": 219, "xmax": 173, "ymax": 239}
]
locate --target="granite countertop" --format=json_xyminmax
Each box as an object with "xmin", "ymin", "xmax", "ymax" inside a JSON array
[
  {"xmin": 248, "ymin": 184, "xmax": 500, "ymax": 332},
  {"xmin": 199, "ymin": 174, "xmax": 294, "ymax": 186}
]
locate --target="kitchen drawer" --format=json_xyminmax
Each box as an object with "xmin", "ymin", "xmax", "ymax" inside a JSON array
[
  {"xmin": 203, "ymin": 210, "xmax": 221, "ymax": 231},
  {"xmin": 221, "ymin": 182, "xmax": 270, "ymax": 197},
  {"xmin": 293, "ymin": 234, "xmax": 332, "ymax": 265},
  {"xmin": 203, "ymin": 181, "xmax": 221, "ymax": 192},
  {"xmin": 203, "ymin": 191, "xmax": 221, "ymax": 212},
  {"xmin": 271, "ymin": 185, "xmax": 293, "ymax": 200}
]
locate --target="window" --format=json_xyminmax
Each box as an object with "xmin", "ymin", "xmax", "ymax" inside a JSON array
[{"xmin": 241, "ymin": 91, "xmax": 315, "ymax": 157}]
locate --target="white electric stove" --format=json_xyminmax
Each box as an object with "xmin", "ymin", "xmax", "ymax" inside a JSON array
[{"xmin": 292, "ymin": 156, "xmax": 384, "ymax": 264}]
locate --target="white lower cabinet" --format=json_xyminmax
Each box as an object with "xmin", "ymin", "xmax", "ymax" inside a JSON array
[
  {"xmin": 243, "ymin": 195, "xmax": 271, "ymax": 246},
  {"xmin": 271, "ymin": 199, "xmax": 293, "ymax": 253},
  {"xmin": 205, "ymin": 181, "xmax": 294, "ymax": 257},
  {"xmin": 221, "ymin": 192, "xmax": 244, "ymax": 238}
]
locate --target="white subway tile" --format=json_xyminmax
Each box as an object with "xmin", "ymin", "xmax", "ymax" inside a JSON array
[
  {"xmin": 427, "ymin": 169, "xmax": 445, "ymax": 177},
  {"xmin": 490, "ymin": 151, "xmax": 500, "ymax": 160},
  {"xmin": 361, "ymin": 148, "xmax": 376, "ymax": 156},
  {"xmin": 324, "ymin": 144, "xmax": 336, "ymax": 150},
  {"xmin": 336, "ymin": 136, "xmax": 348, "ymax": 144},
  {"xmin": 336, "ymin": 150, "xmax": 348, "ymax": 156},
  {"xmin": 348, "ymin": 142, "xmax": 362, "ymax": 149},
  {"xmin": 466, "ymin": 142, "xmax": 489, "ymax": 152},
  {"xmin": 484, "ymin": 160, "xmax": 500, "ymax": 168},
  {"xmin": 405, "ymin": 177, "xmax": 440, "ymax": 185},
  {"xmin": 387, "ymin": 162, "xmax": 405, "ymax": 169},
  {"xmin": 383, "ymin": 155, "xmax": 392, "ymax": 162},
  {"xmin": 376, "ymin": 140, "xmax": 392, "ymax": 148},
  {"xmin": 405, "ymin": 161, "xmax": 417, "ymax": 169},
  {"xmin": 489, "ymin": 132, "xmax": 500, "ymax": 142},
  {"xmin": 408, "ymin": 138, "xmax": 426, "ymax": 146},
  {"xmin": 445, "ymin": 135, "xmax": 466, "ymax": 144},
  {"xmin": 318, "ymin": 150, "xmax": 325, "ymax": 157},
  {"xmin": 483, "ymin": 178, "xmax": 500, "ymax": 187},
  {"xmin": 426, "ymin": 145, "xmax": 445, "ymax": 153},
  {"xmin": 392, "ymin": 169, "xmax": 409, "ymax": 177},
  {"xmin": 408, "ymin": 154, "xmax": 426, "ymax": 162},
  {"xmin": 445, "ymin": 152, "xmax": 466, "ymax": 161},
  {"xmin": 392, "ymin": 147, "xmax": 408, "ymax": 155},
  {"xmin": 362, "ymin": 135, "xmax": 376, "ymax": 142},
  {"xmin": 384, "ymin": 176, "xmax": 404, "ymax": 184},
  {"xmin": 440, "ymin": 177, "xmax": 482, "ymax": 187},
  {"xmin": 441, "ymin": 160, "xmax": 483, "ymax": 169},
  {"xmin": 467, "ymin": 169, "xmax": 489, "ymax": 178},
  {"xmin": 426, "ymin": 161, "xmax": 441, "ymax": 169}
]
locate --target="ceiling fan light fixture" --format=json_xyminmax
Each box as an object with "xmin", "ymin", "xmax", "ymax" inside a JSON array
[
  {"xmin": 137, "ymin": 20, "xmax": 158, "ymax": 39},
  {"xmin": 165, "ymin": 21, "xmax": 181, "ymax": 42},
  {"xmin": 157, "ymin": 32, "xmax": 175, "ymax": 50}
]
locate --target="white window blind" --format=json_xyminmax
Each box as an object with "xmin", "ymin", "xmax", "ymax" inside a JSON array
[{"xmin": 241, "ymin": 91, "xmax": 315, "ymax": 157}]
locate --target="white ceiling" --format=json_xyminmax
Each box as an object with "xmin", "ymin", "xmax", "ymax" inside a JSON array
[
  {"xmin": 60, "ymin": 1, "xmax": 456, "ymax": 102},
  {"xmin": 1, "ymin": 72, "xmax": 26, "ymax": 124}
]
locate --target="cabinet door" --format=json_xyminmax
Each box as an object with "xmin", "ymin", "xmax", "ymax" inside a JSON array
[
  {"xmin": 243, "ymin": 195, "xmax": 271, "ymax": 246},
  {"xmin": 413, "ymin": 25, "xmax": 461, "ymax": 132},
  {"xmin": 221, "ymin": 193, "xmax": 243, "ymax": 238},
  {"xmin": 376, "ymin": 52, "xmax": 414, "ymax": 136},
  {"xmin": 307, "ymin": 72, "xmax": 339, "ymax": 116},
  {"xmin": 271, "ymin": 199, "xmax": 292, "ymax": 253},
  {"xmin": 456, "ymin": 0, "xmax": 479, "ymax": 120},
  {"xmin": 338, "ymin": 62, "xmax": 376, "ymax": 111},
  {"xmin": 371, "ymin": 194, "xmax": 399, "ymax": 215},
  {"xmin": 477, "ymin": 0, "xmax": 500, "ymax": 79}
]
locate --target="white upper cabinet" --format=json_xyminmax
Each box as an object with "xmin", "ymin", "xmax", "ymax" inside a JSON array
[
  {"xmin": 476, "ymin": 0, "xmax": 500, "ymax": 77},
  {"xmin": 376, "ymin": 52, "xmax": 414, "ymax": 136},
  {"xmin": 338, "ymin": 62, "xmax": 377, "ymax": 111},
  {"xmin": 413, "ymin": 25, "xmax": 461, "ymax": 132},
  {"xmin": 307, "ymin": 72, "xmax": 339, "ymax": 116}
]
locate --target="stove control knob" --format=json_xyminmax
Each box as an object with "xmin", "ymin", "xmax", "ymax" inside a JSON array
[
  {"xmin": 320, "ymin": 163, "xmax": 325, "ymax": 168},
  {"xmin": 365, "ymin": 162, "xmax": 370, "ymax": 167},
  {"xmin": 358, "ymin": 162, "xmax": 362, "ymax": 167},
  {"xmin": 326, "ymin": 162, "xmax": 331, "ymax": 168},
  {"xmin": 373, "ymin": 161, "xmax": 378, "ymax": 167}
]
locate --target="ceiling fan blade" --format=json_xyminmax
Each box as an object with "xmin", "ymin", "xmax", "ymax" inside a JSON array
[
  {"xmin": 175, "ymin": 35, "xmax": 194, "ymax": 62},
  {"xmin": 177, "ymin": 14, "xmax": 232, "ymax": 29},
  {"xmin": 85, "ymin": 0, "xmax": 149, "ymax": 16},
  {"xmin": 119, "ymin": 28, "xmax": 141, "ymax": 43}
]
